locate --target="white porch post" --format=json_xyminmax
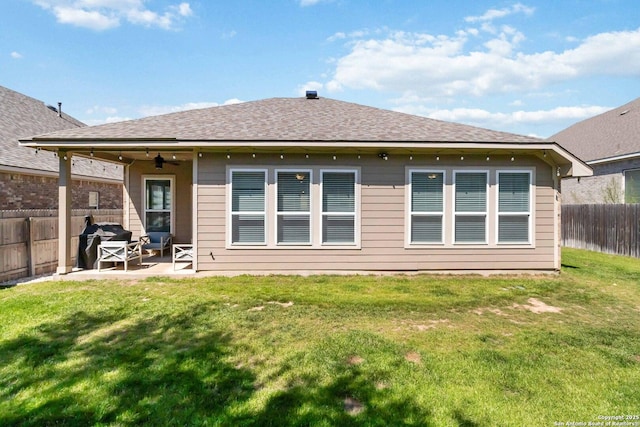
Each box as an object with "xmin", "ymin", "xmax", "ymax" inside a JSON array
[
  {"xmin": 192, "ymin": 150, "xmax": 199, "ymax": 271},
  {"xmin": 57, "ymin": 150, "xmax": 73, "ymax": 274}
]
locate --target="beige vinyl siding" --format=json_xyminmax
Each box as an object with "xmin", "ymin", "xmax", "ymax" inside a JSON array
[
  {"xmin": 125, "ymin": 160, "xmax": 192, "ymax": 243},
  {"xmin": 196, "ymin": 153, "xmax": 557, "ymax": 272}
]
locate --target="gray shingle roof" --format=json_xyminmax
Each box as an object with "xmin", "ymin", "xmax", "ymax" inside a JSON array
[
  {"xmin": 0, "ymin": 85, "xmax": 121, "ymax": 180},
  {"xmin": 549, "ymin": 97, "xmax": 640, "ymax": 162},
  {"xmin": 28, "ymin": 97, "xmax": 542, "ymax": 143}
]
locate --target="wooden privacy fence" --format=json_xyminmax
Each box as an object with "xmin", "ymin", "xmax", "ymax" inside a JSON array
[
  {"xmin": 0, "ymin": 209, "xmax": 123, "ymax": 283},
  {"xmin": 562, "ymin": 204, "xmax": 640, "ymax": 258}
]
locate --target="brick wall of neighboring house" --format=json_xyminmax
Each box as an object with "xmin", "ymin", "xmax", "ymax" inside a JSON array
[
  {"xmin": 561, "ymin": 158, "xmax": 640, "ymax": 204},
  {"xmin": 0, "ymin": 172, "xmax": 122, "ymax": 209}
]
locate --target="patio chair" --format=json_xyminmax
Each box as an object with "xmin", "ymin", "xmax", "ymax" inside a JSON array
[
  {"xmin": 97, "ymin": 241, "xmax": 142, "ymax": 272},
  {"xmin": 140, "ymin": 231, "xmax": 173, "ymax": 257},
  {"xmin": 172, "ymin": 244, "xmax": 194, "ymax": 270}
]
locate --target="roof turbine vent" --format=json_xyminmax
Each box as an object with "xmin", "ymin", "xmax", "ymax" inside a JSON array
[{"xmin": 305, "ymin": 90, "xmax": 319, "ymax": 100}]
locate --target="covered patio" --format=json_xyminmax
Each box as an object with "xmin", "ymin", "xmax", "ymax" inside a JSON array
[{"xmin": 70, "ymin": 251, "xmax": 195, "ymax": 280}]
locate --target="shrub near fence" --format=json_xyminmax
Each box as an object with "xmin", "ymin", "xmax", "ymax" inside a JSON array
[
  {"xmin": 0, "ymin": 209, "xmax": 123, "ymax": 283},
  {"xmin": 562, "ymin": 204, "xmax": 640, "ymax": 258}
]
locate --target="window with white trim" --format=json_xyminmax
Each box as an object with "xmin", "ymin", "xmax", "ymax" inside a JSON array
[
  {"xmin": 454, "ymin": 171, "xmax": 488, "ymax": 243},
  {"xmin": 277, "ymin": 170, "xmax": 311, "ymax": 244},
  {"xmin": 497, "ymin": 171, "xmax": 531, "ymax": 243},
  {"xmin": 410, "ymin": 170, "xmax": 444, "ymax": 244},
  {"xmin": 625, "ymin": 169, "xmax": 640, "ymax": 203},
  {"xmin": 144, "ymin": 176, "xmax": 174, "ymax": 233},
  {"xmin": 228, "ymin": 167, "xmax": 359, "ymax": 247},
  {"xmin": 230, "ymin": 169, "xmax": 267, "ymax": 244},
  {"xmin": 321, "ymin": 170, "xmax": 356, "ymax": 244}
]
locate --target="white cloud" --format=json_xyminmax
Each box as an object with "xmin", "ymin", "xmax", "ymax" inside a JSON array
[
  {"xmin": 327, "ymin": 32, "xmax": 346, "ymax": 42},
  {"xmin": 297, "ymin": 81, "xmax": 324, "ymax": 96},
  {"xmin": 86, "ymin": 105, "xmax": 118, "ymax": 115},
  {"xmin": 32, "ymin": 0, "xmax": 193, "ymax": 30},
  {"xmin": 222, "ymin": 30, "xmax": 237, "ymax": 39},
  {"xmin": 138, "ymin": 99, "xmax": 243, "ymax": 117},
  {"xmin": 139, "ymin": 102, "xmax": 220, "ymax": 117},
  {"xmin": 327, "ymin": 29, "xmax": 370, "ymax": 43},
  {"xmin": 464, "ymin": 3, "xmax": 535, "ymax": 23},
  {"xmin": 396, "ymin": 105, "xmax": 610, "ymax": 130},
  {"xmin": 222, "ymin": 98, "xmax": 243, "ymax": 106},
  {"xmin": 10, "ymin": 51, "xmax": 23, "ymax": 59},
  {"xmin": 83, "ymin": 116, "xmax": 132, "ymax": 126},
  {"xmin": 84, "ymin": 99, "xmax": 244, "ymax": 125},
  {"xmin": 53, "ymin": 6, "xmax": 119, "ymax": 30},
  {"xmin": 324, "ymin": 26, "xmax": 640, "ymax": 100},
  {"xmin": 299, "ymin": 0, "xmax": 327, "ymax": 6},
  {"xmin": 175, "ymin": 2, "xmax": 192, "ymax": 17}
]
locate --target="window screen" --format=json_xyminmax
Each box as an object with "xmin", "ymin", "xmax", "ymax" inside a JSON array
[
  {"xmin": 411, "ymin": 171, "xmax": 444, "ymax": 243},
  {"xmin": 322, "ymin": 171, "xmax": 356, "ymax": 244},
  {"xmin": 231, "ymin": 170, "xmax": 266, "ymax": 244},
  {"xmin": 277, "ymin": 171, "xmax": 311, "ymax": 244},
  {"xmin": 625, "ymin": 169, "xmax": 640, "ymax": 203},
  {"xmin": 454, "ymin": 172, "xmax": 487, "ymax": 243},
  {"xmin": 498, "ymin": 172, "xmax": 531, "ymax": 243}
]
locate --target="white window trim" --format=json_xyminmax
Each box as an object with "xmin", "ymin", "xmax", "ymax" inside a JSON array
[
  {"xmin": 623, "ymin": 168, "xmax": 640, "ymax": 203},
  {"xmin": 142, "ymin": 175, "xmax": 175, "ymax": 234},
  {"xmin": 496, "ymin": 170, "xmax": 533, "ymax": 245},
  {"xmin": 453, "ymin": 170, "xmax": 489, "ymax": 245},
  {"xmin": 227, "ymin": 168, "xmax": 268, "ymax": 246},
  {"xmin": 275, "ymin": 168, "xmax": 313, "ymax": 246},
  {"xmin": 320, "ymin": 169, "xmax": 360, "ymax": 247},
  {"xmin": 406, "ymin": 169, "xmax": 446, "ymax": 246},
  {"xmin": 226, "ymin": 166, "xmax": 361, "ymax": 249}
]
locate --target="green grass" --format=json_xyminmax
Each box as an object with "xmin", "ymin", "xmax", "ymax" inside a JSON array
[{"xmin": 1, "ymin": 248, "xmax": 639, "ymax": 426}]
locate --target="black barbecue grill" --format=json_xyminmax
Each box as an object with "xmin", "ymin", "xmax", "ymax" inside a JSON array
[{"xmin": 76, "ymin": 216, "xmax": 133, "ymax": 269}]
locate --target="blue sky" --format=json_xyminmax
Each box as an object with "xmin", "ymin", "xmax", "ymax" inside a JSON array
[{"xmin": 2, "ymin": 0, "xmax": 639, "ymax": 138}]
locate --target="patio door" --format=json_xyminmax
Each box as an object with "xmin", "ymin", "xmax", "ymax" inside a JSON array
[{"xmin": 144, "ymin": 176, "xmax": 174, "ymax": 233}]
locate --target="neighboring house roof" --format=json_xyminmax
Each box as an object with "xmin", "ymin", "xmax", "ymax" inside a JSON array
[
  {"xmin": 549, "ymin": 97, "xmax": 640, "ymax": 164},
  {"xmin": 0, "ymin": 85, "xmax": 122, "ymax": 181},
  {"xmin": 21, "ymin": 96, "xmax": 591, "ymax": 177}
]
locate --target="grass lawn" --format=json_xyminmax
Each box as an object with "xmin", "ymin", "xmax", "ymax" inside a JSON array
[{"xmin": 1, "ymin": 248, "xmax": 639, "ymax": 426}]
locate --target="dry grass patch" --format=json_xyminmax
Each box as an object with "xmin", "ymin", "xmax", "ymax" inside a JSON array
[{"xmin": 513, "ymin": 297, "xmax": 563, "ymax": 314}]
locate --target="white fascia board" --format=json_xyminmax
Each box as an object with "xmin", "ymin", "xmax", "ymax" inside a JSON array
[
  {"xmin": 588, "ymin": 152, "xmax": 640, "ymax": 165},
  {"xmin": 19, "ymin": 139, "xmax": 593, "ymax": 177}
]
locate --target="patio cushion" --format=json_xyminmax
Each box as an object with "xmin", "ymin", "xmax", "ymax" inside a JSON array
[{"xmin": 140, "ymin": 231, "xmax": 173, "ymax": 257}]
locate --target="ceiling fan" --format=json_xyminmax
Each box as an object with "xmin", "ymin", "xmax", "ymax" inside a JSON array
[{"xmin": 154, "ymin": 153, "xmax": 180, "ymax": 169}]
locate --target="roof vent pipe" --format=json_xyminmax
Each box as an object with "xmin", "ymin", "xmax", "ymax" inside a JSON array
[
  {"xmin": 305, "ymin": 90, "xmax": 318, "ymax": 99},
  {"xmin": 57, "ymin": 102, "xmax": 62, "ymax": 117}
]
